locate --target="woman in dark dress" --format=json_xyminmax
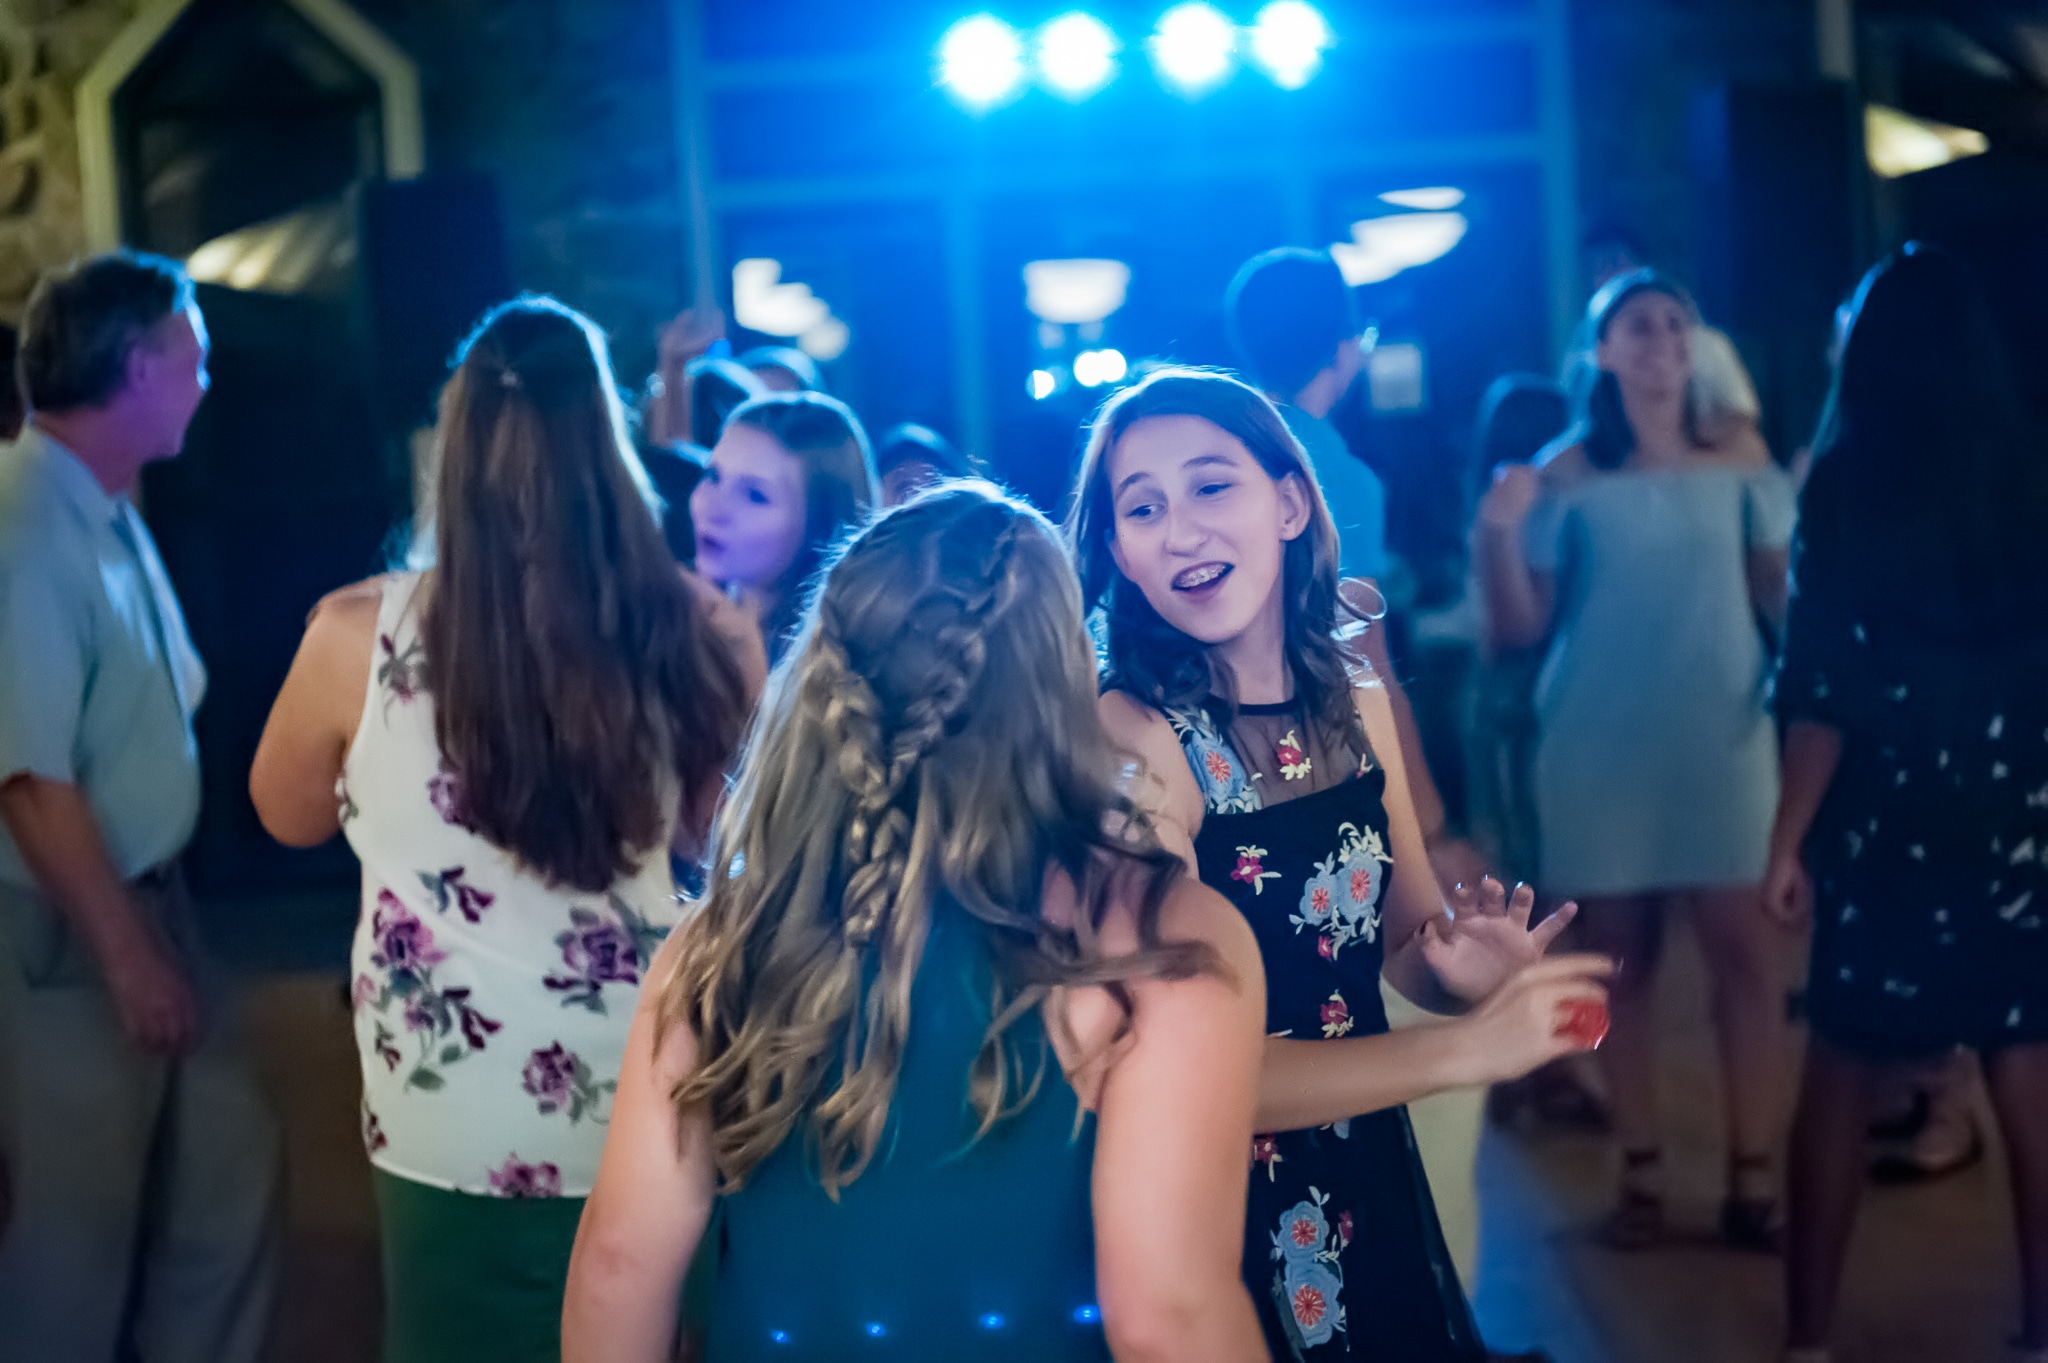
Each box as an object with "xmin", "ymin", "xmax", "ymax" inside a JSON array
[
  {"xmin": 1764, "ymin": 244, "xmax": 2048, "ymax": 1363},
  {"xmin": 563, "ymin": 483, "xmax": 1269, "ymax": 1362},
  {"xmin": 1073, "ymin": 369, "xmax": 1613, "ymax": 1362}
]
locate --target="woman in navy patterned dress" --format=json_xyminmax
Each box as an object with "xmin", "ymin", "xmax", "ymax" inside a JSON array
[
  {"xmin": 1071, "ymin": 369, "xmax": 1613, "ymax": 1361},
  {"xmin": 1763, "ymin": 245, "xmax": 2048, "ymax": 1363}
]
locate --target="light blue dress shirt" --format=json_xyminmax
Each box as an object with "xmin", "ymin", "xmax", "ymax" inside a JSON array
[
  {"xmin": 0, "ymin": 426, "xmax": 205, "ymax": 887},
  {"xmin": 1278, "ymin": 403, "xmax": 1388, "ymax": 580}
]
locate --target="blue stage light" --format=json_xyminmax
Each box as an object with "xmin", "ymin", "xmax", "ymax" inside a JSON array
[
  {"xmin": 1246, "ymin": 1, "xmax": 1331, "ymax": 89},
  {"xmin": 1149, "ymin": 3, "xmax": 1237, "ymax": 96},
  {"xmin": 1036, "ymin": 12, "xmax": 1119, "ymax": 99},
  {"xmin": 939, "ymin": 14, "xmax": 1027, "ymax": 109}
]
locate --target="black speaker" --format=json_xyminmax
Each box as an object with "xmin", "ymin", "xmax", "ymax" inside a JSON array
[
  {"xmin": 358, "ymin": 175, "xmax": 515, "ymax": 433},
  {"xmin": 1691, "ymin": 80, "xmax": 1867, "ymax": 456}
]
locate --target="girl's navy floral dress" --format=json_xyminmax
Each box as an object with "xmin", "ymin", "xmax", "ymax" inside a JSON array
[{"xmin": 1146, "ymin": 690, "xmax": 1483, "ymax": 1363}]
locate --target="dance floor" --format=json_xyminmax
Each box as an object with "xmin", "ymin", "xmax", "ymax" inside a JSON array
[{"xmin": 240, "ymin": 913, "xmax": 2019, "ymax": 1362}]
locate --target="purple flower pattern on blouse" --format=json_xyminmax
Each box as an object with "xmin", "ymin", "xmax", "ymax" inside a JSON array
[
  {"xmin": 357, "ymin": 889, "xmax": 502, "ymax": 1094},
  {"xmin": 543, "ymin": 895, "xmax": 670, "ymax": 1015},
  {"xmin": 521, "ymin": 1042, "xmax": 616, "ymax": 1123},
  {"xmin": 377, "ymin": 633, "xmax": 426, "ymax": 704},
  {"xmin": 418, "ymin": 865, "xmax": 495, "ymax": 923},
  {"xmin": 427, "ymin": 768, "xmax": 468, "ymax": 828},
  {"xmin": 488, "ymin": 1155, "xmax": 563, "ymax": 1198}
]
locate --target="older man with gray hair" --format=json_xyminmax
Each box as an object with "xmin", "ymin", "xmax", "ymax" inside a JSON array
[{"xmin": 0, "ymin": 251, "xmax": 279, "ymax": 1362}]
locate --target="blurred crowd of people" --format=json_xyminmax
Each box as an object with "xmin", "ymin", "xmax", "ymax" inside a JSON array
[{"xmin": 0, "ymin": 220, "xmax": 2042, "ymax": 1363}]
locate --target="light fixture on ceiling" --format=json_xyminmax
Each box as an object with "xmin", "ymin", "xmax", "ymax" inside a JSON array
[
  {"xmin": 1036, "ymin": 12, "xmax": 1120, "ymax": 99},
  {"xmin": 1023, "ymin": 258, "xmax": 1131, "ymax": 325},
  {"xmin": 1150, "ymin": 2, "xmax": 1238, "ymax": 96},
  {"xmin": 1377, "ymin": 186, "xmax": 1465, "ymax": 211},
  {"xmin": 938, "ymin": 14, "xmax": 1028, "ymax": 110},
  {"xmin": 1246, "ymin": 1, "xmax": 1331, "ymax": 90},
  {"xmin": 1864, "ymin": 103, "xmax": 1988, "ymax": 178},
  {"xmin": 732, "ymin": 258, "xmax": 850, "ymax": 361},
  {"xmin": 1329, "ymin": 211, "xmax": 1469, "ymax": 286}
]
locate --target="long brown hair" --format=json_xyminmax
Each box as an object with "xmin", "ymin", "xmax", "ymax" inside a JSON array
[
  {"xmin": 722, "ymin": 391, "xmax": 878, "ymax": 653},
  {"xmin": 422, "ymin": 295, "xmax": 750, "ymax": 891},
  {"xmin": 665, "ymin": 482, "xmax": 1212, "ymax": 1195},
  {"xmin": 1064, "ymin": 366, "xmax": 1360, "ymax": 740}
]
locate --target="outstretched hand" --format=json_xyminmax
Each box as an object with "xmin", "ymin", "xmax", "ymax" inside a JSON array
[{"xmin": 1418, "ymin": 876, "xmax": 1578, "ymax": 1007}]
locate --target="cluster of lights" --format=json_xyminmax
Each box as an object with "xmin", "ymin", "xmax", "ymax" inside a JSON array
[{"xmin": 939, "ymin": 2, "xmax": 1332, "ymax": 109}]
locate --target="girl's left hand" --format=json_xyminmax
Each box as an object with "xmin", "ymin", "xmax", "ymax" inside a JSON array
[{"xmin": 1419, "ymin": 877, "xmax": 1578, "ymax": 1006}]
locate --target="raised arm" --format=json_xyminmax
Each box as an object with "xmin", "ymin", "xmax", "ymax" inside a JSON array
[
  {"xmin": 1085, "ymin": 880, "xmax": 1267, "ymax": 1362},
  {"xmin": 249, "ymin": 581, "xmax": 381, "ymax": 847},
  {"xmin": 1472, "ymin": 464, "xmax": 1556, "ymax": 654},
  {"xmin": 563, "ymin": 931, "xmax": 717, "ymax": 1363}
]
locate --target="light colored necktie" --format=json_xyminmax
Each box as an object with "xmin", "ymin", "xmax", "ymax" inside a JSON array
[{"xmin": 111, "ymin": 499, "xmax": 208, "ymax": 720}]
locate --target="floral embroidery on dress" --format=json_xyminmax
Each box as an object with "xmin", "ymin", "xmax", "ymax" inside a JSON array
[
  {"xmin": 418, "ymin": 866, "xmax": 495, "ymax": 923},
  {"xmin": 1232, "ymin": 845, "xmax": 1281, "ymax": 895},
  {"xmin": 378, "ymin": 633, "xmax": 426, "ymax": 705},
  {"xmin": 336, "ymin": 772, "xmax": 359, "ymax": 824},
  {"xmin": 1319, "ymin": 991, "xmax": 1353, "ymax": 1038},
  {"xmin": 1270, "ymin": 1187, "xmax": 1349, "ymax": 1352},
  {"xmin": 1252, "ymin": 1133, "xmax": 1284, "ymax": 1180},
  {"xmin": 1166, "ymin": 706, "xmax": 1261, "ymax": 813},
  {"xmin": 544, "ymin": 895, "xmax": 670, "ymax": 1014},
  {"xmin": 487, "ymin": 1155, "xmax": 562, "ymax": 1198},
  {"xmin": 521, "ymin": 1042, "xmax": 616, "ymax": 1123},
  {"xmin": 362, "ymin": 1104, "xmax": 388, "ymax": 1154},
  {"xmin": 355, "ymin": 890, "xmax": 503, "ymax": 1092},
  {"xmin": 1277, "ymin": 729, "xmax": 1312, "ymax": 781},
  {"xmin": 1290, "ymin": 821, "xmax": 1390, "ymax": 959}
]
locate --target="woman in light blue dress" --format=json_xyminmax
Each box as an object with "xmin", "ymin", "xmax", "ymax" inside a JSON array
[{"xmin": 1475, "ymin": 270, "xmax": 1795, "ymax": 1250}]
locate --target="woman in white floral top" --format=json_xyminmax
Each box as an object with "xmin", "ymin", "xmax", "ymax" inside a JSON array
[{"xmin": 251, "ymin": 296, "xmax": 762, "ymax": 1363}]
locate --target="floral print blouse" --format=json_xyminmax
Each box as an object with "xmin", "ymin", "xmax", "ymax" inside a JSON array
[{"xmin": 342, "ymin": 574, "xmax": 679, "ymax": 1198}]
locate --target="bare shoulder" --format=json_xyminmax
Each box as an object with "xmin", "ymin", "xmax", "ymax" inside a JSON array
[
  {"xmin": 1699, "ymin": 418, "xmax": 1772, "ymax": 468},
  {"xmin": 1098, "ymin": 687, "xmax": 1175, "ymax": 747},
  {"xmin": 310, "ymin": 573, "xmax": 394, "ymax": 628},
  {"xmin": 1157, "ymin": 876, "xmax": 1258, "ymax": 974},
  {"xmin": 1534, "ymin": 438, "xmax": 1592, "ymax": 488}
]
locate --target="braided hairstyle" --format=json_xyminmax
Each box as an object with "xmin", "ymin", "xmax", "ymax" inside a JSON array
[{"xmin": 665, "ymin": 482, "xmax": 1212, "ymax": 1196}]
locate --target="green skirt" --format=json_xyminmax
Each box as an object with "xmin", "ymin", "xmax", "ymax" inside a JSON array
[
  {"xmin": 374, "ymin": 1170, "xmax": 585, "ymax": 1363},
  {"xmin": 374, "ymin": 1170, "xmax": 721, "ymax": 1362}
]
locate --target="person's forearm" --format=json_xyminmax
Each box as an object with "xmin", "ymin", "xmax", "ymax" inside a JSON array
[
  {"xmin": 1380, "ymin": 933, "xmax": 1465, "ymax": 1017},
  {"xmin": 0, "ymin": 775, "xmax": 155, "ymax": 966},
  {"xmin": 1106, "ymin": 1286, "xmax": 1267, "ymax": 1363},
  {"xmin": 1473, "ymin": 525, "xmax": 1548, "ymax": 653},
  {"xmin": 1257, "ymin": 1024, "xmax": 1482, "ymax": 1132},
  {"xmin": 1768, "ymin": 720, "xmax": 1844, "ymax": 862}
]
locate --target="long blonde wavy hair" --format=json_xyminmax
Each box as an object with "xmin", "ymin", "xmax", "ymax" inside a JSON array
[{"xmin": 663, "ymin": 482, "xmax": 1211, "ymax": 1196}]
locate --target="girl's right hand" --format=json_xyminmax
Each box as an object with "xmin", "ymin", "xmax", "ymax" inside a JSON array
[
  {"xmin": 1455, "ymin": 953, "xmax": 1614, "ymax": 1087},
  {"xmin": 1761, "ymin": 850, "xmax": 1811, "ymax": 928}
]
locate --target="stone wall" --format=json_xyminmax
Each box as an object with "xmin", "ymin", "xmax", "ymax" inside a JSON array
[
  {"xmin": 0, "ymin": 0, "xmax": 144, "ymax": 320},
  {"xmin": 0, "ymin": 0, "xmax": 685, "ymax": 379}
]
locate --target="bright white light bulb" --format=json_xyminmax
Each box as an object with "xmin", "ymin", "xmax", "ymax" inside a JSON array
[
  {"xmin": 1247, "ymin": 1, "xmax": 1330, "ymax": 89},
  {"xmin": 1378, "ymin": 186, "xmax": 1465, "ymax": 210},
  {"xmin": 1036, "ymin": 12, "xmax": 1120, "ymax": 99},
  {"xmin": 1074, "ymin": 348, "xmax": 1128, "ymax": 387},
  {"xmin": 938, "ymin": 14, "xmax": 1027, "ymax": 110},
  {"xmin": 1029, "ymin": 368, "xmax": 1058, "ymax": 400},
  {"xmin": 1150, "ymin": 3, "xmax": 1237, "ymax": 96}
]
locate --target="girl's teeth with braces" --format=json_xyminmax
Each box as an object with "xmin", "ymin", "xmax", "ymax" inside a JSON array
[{"xmin": 1179, "ymin": 563, "xmax": 1227, "ymax": 588}]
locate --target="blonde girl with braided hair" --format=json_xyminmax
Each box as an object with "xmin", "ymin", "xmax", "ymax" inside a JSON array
[{"xmin": 565, "ymin": 482, "xmax": 1269, "ymax": 1362}]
